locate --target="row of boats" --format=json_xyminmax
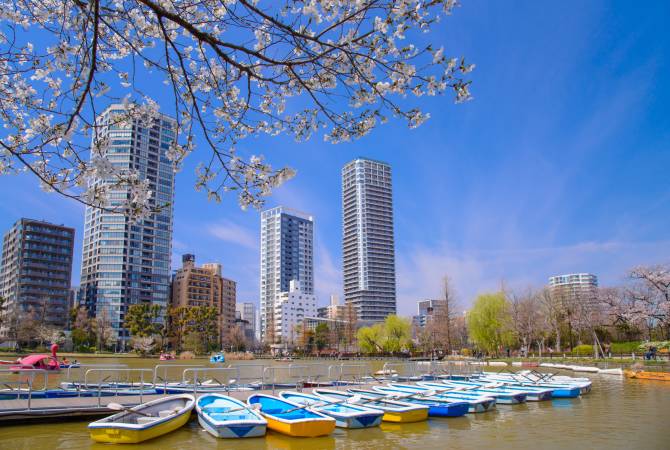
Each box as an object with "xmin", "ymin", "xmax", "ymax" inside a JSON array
[{"xmin": 88, "ymin": 370, "xmax": 593, "ymax": 444}]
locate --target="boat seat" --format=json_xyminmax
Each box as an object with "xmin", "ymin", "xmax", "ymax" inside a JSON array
[
  {"xmin": 158, "ymin": 408, "xmax": 180, "ymax": 417},
  {"xmin": 137, "ymin": 416, "xmax": 158, "ymax": 425}
]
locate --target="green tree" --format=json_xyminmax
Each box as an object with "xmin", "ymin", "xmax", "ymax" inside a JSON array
[
  {"xmin": 189, "ymin": 306, "xmax": 220, "ymax": 353},
  {"xmin": 169, "ymin": 306, "xmax": 191, "ymax": 353},
  {"xmin": 314, "ymin": 323, "xmax": 330, "ymax": 354},
  {"xmin": 466, "ymin": 292, "xmax": 515, "ymax": 356},
  {"xmin": 382, "ymin": 315, "xmax": 412, "ymax": 354},
  {"xmin": 125, "ymin": 303, "xmax": 162, "ymax": 338},
  {"xmin": 357, "ymin": 324, "xmax": 385, "ymax": 354}
]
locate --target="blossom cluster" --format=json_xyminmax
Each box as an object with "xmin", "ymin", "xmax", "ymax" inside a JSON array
[{"xmin": 0, "ymin": 0, "xmax": 473, "ymax": 214}]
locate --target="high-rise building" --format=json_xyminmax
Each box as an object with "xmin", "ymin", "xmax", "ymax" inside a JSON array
[
  {"xmin": 259, "ymin": 206, "xmax": 314, "ymax": 343},
  {"xmin": 236, "ymin": 302, "xmax": 257, "ymax": 340},
  {"xmin": 342, "ymin": 157, "xmax": 396, "ymax": 322},
  {"xmin": 273, "ymin": 280, "xmax": 317, "ymax": 345},
  {"xmin": 170, "ymin": 254, "xmax": 236, "ymax": 347},
  {"xmin": 0, "ymin": 219, "xmax": 75, "ymax": 336},
  {"xmin": 548, "ymin": 273, "xmax": 599, "ymax": 306},
  {"xmin": 79, "ymin": 104, "xmax": 176, "ymax": 348}
]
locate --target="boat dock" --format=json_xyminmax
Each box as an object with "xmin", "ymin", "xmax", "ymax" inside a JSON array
[{"xmin": 0, "ymin": 361, "xmax": 452, "ymax": 424}]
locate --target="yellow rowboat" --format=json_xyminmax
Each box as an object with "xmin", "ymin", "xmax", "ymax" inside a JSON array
[
  {"xmin": 247, "ymin": 394, "xmax": 335, "ymax": 437},
  {"xmin": 312, "ymin": 388, "xmax": 429, "ymax": 423},
  {"xmin": 624, "ymin": 370, "xmax": 670, "ymax": 381},
  {"xmin": 89, "ymin": 394, "xmax": 195, "ymax": 444}
]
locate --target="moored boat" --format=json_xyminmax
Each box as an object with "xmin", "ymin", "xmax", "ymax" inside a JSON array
[
  {"xmin": 278, "ymin": 390, "xmax": 383, "ymax": 428},
  {"xmin": 624, "ymin": 370, "xmax": 670, "ymax": 381},
  {"xmin": 419, "ymin": 380, "xmax": 552, "ymax": 402},
  {"xmin": 312, "ymin": 388, "xmax": 429, "ymax": 423},
  {"xmin": 366, "ymin": 386, "xmax": 472, "ymax": 416},
  {"xmin": 247, "ymin": 394, "xmax": 335, "ymax": 437},
  {"xmin": 196, "ymin": 394, "xmax": 267, "ymax": 438},
  {"xmin": 391, "ymin": 381, "xmax": 527, "ymax": 405},
  {"xmin": 88, "ymin": 394, "xmax": 195, "ymax": 444}
]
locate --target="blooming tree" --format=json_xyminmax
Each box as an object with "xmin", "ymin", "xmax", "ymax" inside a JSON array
[{"xmin": 0, "ymin": 0, "xmax": 473, "ymax": 215}]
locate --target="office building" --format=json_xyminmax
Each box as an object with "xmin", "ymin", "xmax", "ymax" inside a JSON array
[
  {"xmin": 79, "ymin": 104, "xmax": 176, "ymax": 348},
  {"xmin": 170, "ymin": 254, "xmax": 236, "ymax": 346},
  {"xmin": 342, "ymin": 157, "xmax": 396, "ymax": 322},
  {"xmin": 236, "ymin": 302, "xmax": 257, "ymax": 342},
  {"xmin": 259, "ymin": 206, "xmax": 314, "ymax": 343},
  {"xmin": 413, "ymin": 299, "xmax": 448, "ymax": 328},
  {"xmin": 0, "ymin": 219, "xmax": 75, "ymax": 336}
]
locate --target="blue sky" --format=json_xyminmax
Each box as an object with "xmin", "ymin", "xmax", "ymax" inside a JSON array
[{"xmin": 1, "ymin": 1, "xmax": 669, "ymax": 316}]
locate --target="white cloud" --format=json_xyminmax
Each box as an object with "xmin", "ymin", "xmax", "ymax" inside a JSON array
[
  {"xmin": 396, "ymin": 239, "xmax": 670, "ymax": 317},
  {"xmin": 207, "ymin": 220, "xmax": 258, "ymax": 249}
]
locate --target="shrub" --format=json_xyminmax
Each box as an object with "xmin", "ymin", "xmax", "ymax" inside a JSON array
[
  {"xmin": 610, "ymin": 341, "xmax": 641, "ymax": 353},
  {"xmin": 461, "ymin": 348, "xmax": 472, "ymax": 356},
  {"xmin": 572, "ymin": 344, "xmax": 593, "ymax": 356},
  {"xmin": 179, "ymin": 351, "xmax": 195, "ymax": 360}
]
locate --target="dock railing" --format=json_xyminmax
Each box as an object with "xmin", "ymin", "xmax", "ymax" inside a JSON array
[
  {"xmin": 0, "ymin": 368, "xmax": 50, "ymax": 409},
  {"xmin": 182, "ymin": 367, "xmax": 240, "ymax": 395},
  {"xmin": 382, "ymin": 361, "xmax": 419, "ymax": 380},
  {"xmin": 233, "ymin": 363, "xmax": 267, "ymax": 389},
  {"xmin": 153, "ymin": 364, "xmax": 205, "ymax": 391},
  {"xmin": 327, "ymin": 363, "xmax": 369, "ymax": 388},
  {"xmin": 84, "ymin": 368, "xmax": 153, "ymax": 407}
]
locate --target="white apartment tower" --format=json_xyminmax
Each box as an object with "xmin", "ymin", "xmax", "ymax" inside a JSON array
[
  {"xmin": 260, "ymin": 207, "xmax": 314, "ymax": 343},
  {"xmin": 80, "ymin": 104, "xmax": 176, "ymax": 348},
  {"xmin": 342, "ymin": 158, "xmax": 396, "ymax": 322}
]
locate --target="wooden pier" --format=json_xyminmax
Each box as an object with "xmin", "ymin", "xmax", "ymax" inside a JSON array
[{"xmin": 0, "ymin": 384, "xmax": 379, "ymax": 424}]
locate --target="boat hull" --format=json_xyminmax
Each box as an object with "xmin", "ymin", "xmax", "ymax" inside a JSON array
[
  {"xmin": 332, "ymin": 413, "xmax": 382, "ymax": 428},
  {"xmin": 381, "ymin": 408, "xmax": 428, "ymax": 423},
  {"xmin": 265, "ymin": 416, "xmax": 335, "ymax": 437},
  {"xmin": 89, "ymin": 408, "xmax": 192, "ymax": 444},
  {"xmin": 198, "ymin": 415, "xmax": 266, "ymax": 438},
  {"xmin": 624, "ymin": 370, "xmax": 670, "ymax": 381}
]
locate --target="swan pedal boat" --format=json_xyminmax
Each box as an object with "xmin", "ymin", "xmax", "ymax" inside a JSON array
[
  {"xmin": 279, "ymin": 390, "xmax": 383, "ymax": 428},
  {"xmin": 366, "ymin": 386, "xmax": 473, "ymax": 416},
  {"xmin": 311, "ymin": 388, "xmax": 429, "ymax": 423},
  {"xmin": 88, "ymin": 394, "xmax": 195, "ymax": 444},
  {"xmin": 196, "ymin": 394, "xmax": 267, "ymax": 438},
  {"xmin": 389, "ymin": 381, "xmax": 526, "ymax": 405},
  {"xmin": 247, "ymin": 394, "xmax": 335, "ymax": 437}
]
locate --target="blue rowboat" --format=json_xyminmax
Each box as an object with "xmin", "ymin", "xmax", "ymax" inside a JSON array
[
  {"xmin": 359, "ymin": 387, "xmax": 470, "ymax": 417},
  {"xmin": 247, "ymin": 394, "xmax": 335, "ymax": 437},
  {"xmin": 419, "ymin": 380, "xmax": 553, "ymax": 402},
  {"xmin": 478, "ymin": 374, "xmax": 583, "ymax": 398},
  {"xmin": 396, "ymin": 381, "xmax": 526, "ymax": 405},
  {"xmin": 196, "ymin": 394, "xmax": 266, "ymax": 438},
  {"xmin": 279, "ymin": 391, "xmax": 383, "ymax": 428},
  {"xmin": 368, "ymin": 384, "xmax": 494, "ymax": 414}
]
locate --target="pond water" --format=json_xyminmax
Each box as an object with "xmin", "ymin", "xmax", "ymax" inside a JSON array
[{"xmin": 1, "ymin": 358, "xmax": 668, "ymax": 449}]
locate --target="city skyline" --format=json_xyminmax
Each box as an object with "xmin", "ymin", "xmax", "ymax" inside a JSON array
[{"xmin": 0, "ymin": 2, "xmax": 668, "ymax": 317}]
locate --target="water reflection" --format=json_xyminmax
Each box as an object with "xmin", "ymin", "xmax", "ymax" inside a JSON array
[{"xmin": 265, "ymin": 431, "xmax": 335, "ymax": 450}]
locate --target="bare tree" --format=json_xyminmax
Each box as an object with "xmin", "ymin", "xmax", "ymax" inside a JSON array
[
  {"xmin": 629, "ymin": 265, "xmax": 670, "ymax": 339},
  {"xmin": 430, "ymin": 276, "xmax": 458, "ymax": 355},
  {"xmin": 1, "ymin": 1, "xmax": 473, "ymax": 216}
]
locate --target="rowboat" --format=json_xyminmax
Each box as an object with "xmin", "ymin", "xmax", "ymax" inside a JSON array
[
  {"xmin": 196, "ymin": 394, "xmax": 267, "ymax": 438},
  {"xmin": 88, "ymin": 394, "xmax": 195, "ymax": 444},
  {"xmin": 312, "ymin": 388, "xmax": 429, "ymax": 423},
  {"xmin": 364, "ymin": 384, "xmax": 494, "ymax": 414},
  {"xmin": 247, "ymin": 394, "xmax": 335, "ymax": 437},
  {"xmin": 483, "ymin": 372, "xmax": 592, "ymax": 394},
  {"xmin": 366, "ymin": 386, "xmax": 473, "ymax": 416},
  {"xmin": 479, "ymin": 375, "xmax": 581, "ymax": 398},
  {"xmin": 570, "ymin": 365, "xmax": 600, "ymax": 373},
  {"xmin": 598, "ymin": 368, "xmax": 623, "ymax": 376},
  {"xmin": 624, "ymin": 370, "xmax": 670, "ymax": 381},
  {"xmin": 419, "ymin": 380, "xmax": 552, "ymax": 402},
  {"xmin": 278, "ymin": 391, "xmax": 383, "ymax": 428},
  {"xmin": 393, "ymin": 381, "xmax": 526, "ymax": 405}
]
